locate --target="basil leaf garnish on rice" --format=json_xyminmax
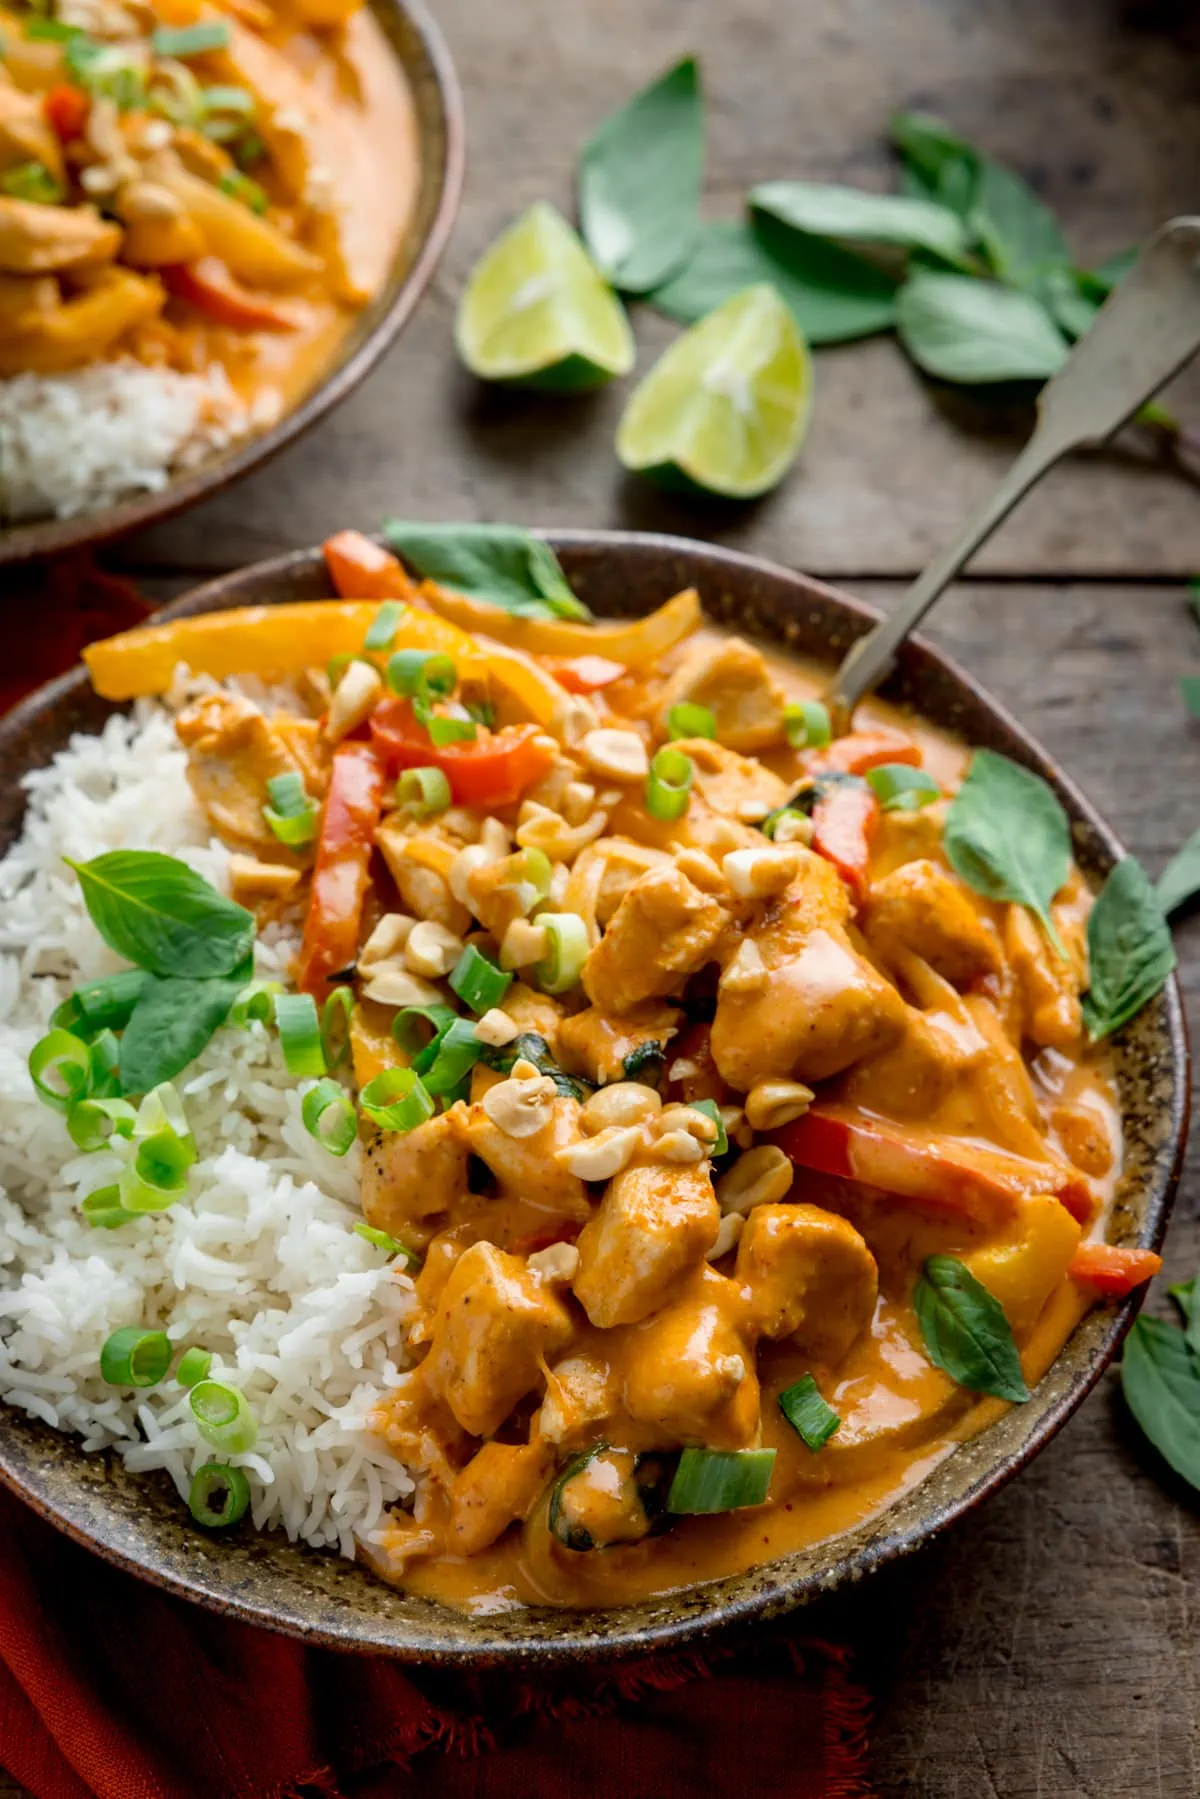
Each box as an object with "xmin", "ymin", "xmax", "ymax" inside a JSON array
[{"xmin": 66, "ymin": 850, "xmax": 255, "ymax": 979}]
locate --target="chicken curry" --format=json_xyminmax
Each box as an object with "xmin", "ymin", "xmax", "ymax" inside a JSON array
[
  {"xmin": 0, "ymin": 0, "xmax": 416, "ymax": 406},
  {"xmin": 82, "ymin": 529, "xmax": 1164, "ymax": 1613}
]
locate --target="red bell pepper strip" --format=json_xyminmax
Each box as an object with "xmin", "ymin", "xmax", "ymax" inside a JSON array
[
  {"xmin": 44, "ymin": 83, "xmax": 89, "ymax": 141},
  {"xmin": 163, "ymin": 258, "xmax": 299, "ymax": 331},
  {"xmin": 545, "ymin": 654, "xmax": 627, "ymax": 694},
  {"xmin": 295, "ymin": 743, "xmax": 387, "ymax": 997},
  {"xmin": 323, "ymin": 531, "xmax": 416, "ymax": 602},
  {"xmin": 1067, "ymin": 1242, "xmax": 1162, "ymax": 1296},
  {"xmin": 775, "ymin": 1104, "xmax": 1095, "ymax": 1228},
  {"xmin": 370, "ymin": 699, "xmax": 556, "ymax": 809},
  {"xmin": 817, "ymin": 733, "xmax": 923, "ymax": 777},
  {"xmin": 811, "ymin": 781, "xmax": 879, "ymax": 899}
]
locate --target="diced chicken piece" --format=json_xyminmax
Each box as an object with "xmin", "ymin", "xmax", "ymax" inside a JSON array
[
  {"xmin": 464, "ymin": 1094, "xmax": 591, "ymax": 1223},
  {"xmin": 864, "ymin": 860, "xmax": 1000, "ymax": 987},
  {"xmin": 0, "ymin": 266, "xmax": 164, "ymax": 376},
  {"xmin": 500, "ymin": 980, "xmax": 566, "ymax": 1051},
  {"xmin": 446, "ymin": 1438, "xmax": 555, "ymax": 1556},
  {"xmin": 466, "ymin": 853, "xmax": 538, "ymax": 940},
  {"xmin": 0, "ymin": 82, "xmax": 63, "ymax": 182},
  {"xmin": 869, "ymin": 799, "xmax": 951, "ymax": 879},
  {"xmin": 558, "ymin": 1001, "xmax": 681, "ymax": 1086},
  {"xmin": 583, "ymin": 865, "xmax": 727, "ymax": 1014},
  {"xmin": 710, "ymin": 854, "xmax": 909, "ymax": 1089},
  {"xmin": 0, "ymin": 197, "xmax": 119, "ymax": 275},
  {"xmin": 621, "ymin": 1266, "xmax": 759, "ymax": 1449},
  {"xmin": 1005, "ymin": 905, "xmax": 1083, "ymax": 1047},
  {"xmin": 671, "ymin": 737, "xmax": 790, "ymax": 824},
  {"xmin": 963, "ymin": 1194, "xmax": 1082, "ymax": 1341},
  {"xmin": 608, "ymin": 789, "xmax": 761, "ymax": 861},
  {"xmin": 655, "ymin": 636, "xmax": 786, "ymax": 753},
  {"xmin": 271, "ymin": 713, "xmax": 331, "ymax": 797},
  {"xmin": 425, "ymin": 1241, "xmax": 573, "ymax": 1437},
  {"xmin": 175, "ymin": 691, "xmax": 306, "ymax": 857},
  {"xmin": 361, "ymin": 1106, "xmax": 470, "ymax": 1242},
  {"xmin": 0, "ymin": 271, "xmax": 56, "ymax": 332},
  {"xmin": 735, "ymin": 1203, "xmax": 878, "ymax": 1363},
  {"xmin": 376, "ymin": 818, "xmax": 471, "ymax": 935},
  {"xmin": 573, "ymin": 1160, "xmax": 719, "ymax": 1328},
  {"xmin": 539, "ymin": 1353, "xmax": 619, "ymax": 1447},
  {"xmin": 839, "ymin": 1009, "xmax": 980, "ymax": 1119}
]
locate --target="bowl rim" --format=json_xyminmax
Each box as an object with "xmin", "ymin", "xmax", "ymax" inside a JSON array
[
  {"xmin": 0, "ymin": 528, "xmax": 1188, "ymax": 1666},
  {"xmin": 0, "ymin": 0, "xmax": 465, "ymax": 570}
]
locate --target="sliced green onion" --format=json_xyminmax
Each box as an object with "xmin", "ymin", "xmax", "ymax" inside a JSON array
[
  {"xmin": 353, "ymin": 1221, "xmax": 420, "ymax": 1266},
  {"xmin": 422, "ymin": 1018, "xmax": 482, "ymax": 1095},
  {"xmin": 689, "ymin": 1098, "xmax": 728, "ymax": 1157},
  {"xmin": 327, "ymin": 652, "xmax": 353, "ymax": 688},
  {"xmin": 177, "ymin": 1346, "xmax": 213, "ymax": 1388},
  {"xmin": 783, "ymin": 699, "xmax": 832, "ymax": 750},
  {"xmin": 428, "ymin": 714, "xmax": 477, "ymax": 747},
  {"xmin": 152, "ymin": 20, "xmax": 231, "ymax": 55},
  {"xmin": 760, "ymin": 805, "xmax": 810, "ymax": 842},
  {"xmin": 359, "ymin": 1066, "xmax": 435, "ymax": 1133},
  {"xmin": 364, "ymin": 600, "xmax": 406, "ymax": 652},
  {"xmin": 262, "ymin": 771, "xmax": 318, "ymax": 849},
  {"xmin": 52, "ymin": 969, "xmax": 148, "ymax": 1038},
  {"xmin": 88, "ymin": 1029, "xmax": 121, "ymax": 1098},
  {"xmin": 301, "ymin": 1077, "xmax": 357, "ymax": 1156},
  {"xmin": 449, "ymin": 943, "xmax": 512, "ymax": 1015},
  {"xmin": 386, "ymin": 649, "xmax": 456, "ymax": 699},
  {"xmin": 392, "ymin": 1002, "xmax": 459, "ymax": 1057},
  {"xmin": 199, "ymin": 83, "xmax": 255, "ymax": 117},
  {"xmin": 865, "ymin": 763, "xmax": 941, "ymax": 813},
  {"xmin": 396, "ymin": 766, "xmax": 451, "ymax": 818},
  {"xmin": 217, "ymin": 167, "xmax": 266, "ymax": 214},
  {"xmin": 534, "ymin": 913, "xmax": 589, "ymax": 995},
  {"xmin": 274, "ymin": 992, "xmax": 326, "ymax": 1078},
  {"xmin": 100, "ymin": 1326, "xmax": 172, "ymax": 1388},
  {"xmin": 199, "ymin": 82, "xmax": 255, "ymax": 142},
  {"xmin": 189, "ymin": 1379, "xmax": 257, "ymax": 1454},
  {"xmin": 26, "ymin": 17, "xmax": 84, "ymax": 39},
  {"xmin": 666, "ymin": 702, "xmax": 716, "ymax": 741},
  {"xmin": 320, "ymin": 986, "xmax": 353, "ymax": 1071},
  {"xmin": 120, "ymin": 1131, "xmax": 193, "ymax": 1214},
  {"xmin": 134, "ymin": 1082, "xmax": 193, "ymax": 1149},
  {"xmin": 81, "ymin": 1185, "xmax": 136, "ymax": 1230},
  {"xmin": 497, "ymin": 847, "xmax": 552, "ymax": 915},
  {"xmin": 188, "ymin": 1461, "xmax": 250, "ymax": 1528},
  {"xmin": 235, "ymin": 128, "xmax": 265, "ymax": 167},
  {"xmin": 464, "ymin": 695, "xmax": 496, "ymax": 728},
  {"xmin": 778, "ymin": 1374, "xmax": 841, "ymax": 1451},
  {"xmin": 66, "ymin": 1095, "xmax": 137, "ymax": 1153},
  {"xmin": 29, "ymin": 1028, "xmax": 92, "ymax": 1115},
  {"xmin": 667, "ymin": 1446, "xmax": 776, "ymax": 1514},
  {"xmin": 229, "ymin": 979, "xmax": 282, "ymax": 1028},
  {"xmin": 645, "ymin": 747, "xmax": 693, "ymax": 822}
]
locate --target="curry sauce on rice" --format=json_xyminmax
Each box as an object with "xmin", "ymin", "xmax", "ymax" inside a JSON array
[{"xmin": 0, "ymin": 527, "xmax": 1164, "ymax": 1611}]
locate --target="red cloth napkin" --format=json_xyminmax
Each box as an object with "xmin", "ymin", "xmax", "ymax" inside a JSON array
[{"xmin": 1, "ymin": 560, "xmax": 874, "ymax": 1799}]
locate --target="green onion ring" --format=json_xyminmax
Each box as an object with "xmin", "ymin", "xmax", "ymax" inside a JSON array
[
  {"xmin": 274, "ymin": 992, "xmax": 327, "ymax": 1078},
  {"xmin": 396, "ymin": 765, "xmax": 452, "ymax": 818},
  {"xmin": 645, "ymin": 747, "xmax": 693, "ymax": 822},
  {"xmin": 67, "ymin": 1095, "xmax": 138, "ymax": 1153},
  {"xmin": 359, "ymin": 1066, "xmax": 435, "ymax": 1133},
  {"xmin": 188, "ymin": 1461, "xmax": 251, "ymax": 1528},
  {"xmin": 363, "ymin": 599, "xmax": 406, "ymax": 652},
  {"xmin": 100, "ymin": 1326, "xmax": 172, "ymax": 1388},
  {"xmin": 421, "ymin": 1018, "xmax": 483, "ymax": 1096},
  {"xmin": 783, "ymin": 699, "xmax": 832, "ymax": 750},
  {"xmin": 189, "ymin": 1379, "xmax": 257, "ymax": 1454},
  {"xmin": 449, "ymin": 943, "xmax": 512, "ymax": 1015},
  {"xmin": 865, "ymin": 763, "xmax": 940, "ymax": 813},
  {"xmin": 320, "ymin": 986, "xmax": 354, "ymax": 1071},
  {"xmin": 666, "ymin": 702, "xmax": 716, "ymax": 741},
  {"xmin": 301, "ymin": 1077, "xmax": 357, "ymax": 1156},
  {"xmin": 392, "ymin": 1003, "xmax": 459, "ymax": 1057},
  {"xmin": 386, "ymin": 649, "xmax": 456, "ymax": 700},
  {"xmin": 666, "ymin": 1446, "xmax": 776, "ymax": 1514},
  {"xmin": 177, "ymin": 1346, "xmax": 213, "ymax": 1388},
  {"xmin": 229, "ymin": 980, "xmax": 282, "ymax": 1029},
  {"xmin": 534, "ymin": 913, "xmax": 589, "ymax": 995},
  {"xmin": 29, "ymin": 1028, "xmax": 92, "ymax": 1115},
  {"xmin": 81, "ymin": 1186, "xmax": 137, "ymax": 1230},
  {"xmin": 353, "ymin": 1221, "xmax": 420, "ymax": 1266}
]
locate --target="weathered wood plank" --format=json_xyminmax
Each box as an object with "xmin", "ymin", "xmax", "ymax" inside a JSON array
[{"xmin": 125, "ymin": 0, "xmax": 1200, "ymax": 580}]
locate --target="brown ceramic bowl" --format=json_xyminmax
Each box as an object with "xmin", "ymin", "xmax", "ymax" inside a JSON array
[
  {"xmin": 0, "ymin": 0, "xmax": 463, "ymax": 569},
  {"xmin": 0, "ymin": 532, "xmax": 1187, "ymax": 1666}
]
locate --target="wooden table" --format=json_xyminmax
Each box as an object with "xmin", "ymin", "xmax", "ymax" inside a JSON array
[{"xmin": 5, "ymin": 1, "xmax": 1200, "ymax": 1792}]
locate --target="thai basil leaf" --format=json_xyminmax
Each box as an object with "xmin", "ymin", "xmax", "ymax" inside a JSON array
[
  {"xmin": 118, "ymin": 970, "xmax": 247, "ymax": 1095},
  {"xmin": 382, "ymin": 521, "xmax": 591, "ymax": 622},
  {"xmin": 1121, "ymin": 1315, "xmax": 1200, "ymax": 1494},
  {"xmin": 967, "ymin": 158, "xmax": 1069, "ymax": 288},
  {"xmin": 1081, "ymin": 857, "xmax": 1175, "ymax": 1041},
  {"xmin": 1080, "ymin": 244, "xmax": 1139, "ymax": 299},
  {"xmin": 478, "ymin": 1031, "xmax": 592, "ymax": 1101},
  {"xmin": 890, "ymin": 111, "xmax": 977, "ymax": 215},
  {"xmin": 943, "ymin": 749, "xmax": 1072, "ymax": 948},
  {"xmin": 650, "ymin": 215, "xmax": 897, "ymax": 346},
  {"xmin": 578, "ymin": 57, "xmax": 704, "ymax": 294},
  {"xmin": 1157, "ymin": 829, "xmax": 1200, "ymax": 917},
  {"xmin": 1036, "ymin": 265, "xmax": 1101, "ymax": 341},
  {"xmin": 897, "ymin": 272, "xmax": 1068, "ymax": 384},
  {"xmin": 914, "ymin": 1255, "xmax": 1030, "ymax": 1403},
  {"xmin": 621, "ymin": 1039, "xmax": 667, "ymax": 1088},
  {"xmin": 751, "ymin": 180, "xmax": 972, "ymax": 267},
  {"xmin": 1169, "ymin": 1278, "xmax": 1194, "ymax": 1324},
  {"xmin": 66, "ymin": 851, "xmax": 255, "ymax": 979}
]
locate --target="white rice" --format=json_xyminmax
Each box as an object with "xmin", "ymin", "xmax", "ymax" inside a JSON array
[
  {"xmin": 0, "ymin": 704, "xmax": 416, "ymax": 1557},
  {"xmin": 0, "ymin": 359, "xmax": 249, "ymax": 524}
]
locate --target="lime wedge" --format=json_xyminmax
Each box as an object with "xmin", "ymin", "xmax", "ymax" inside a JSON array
[
  {"xmin": 456, "ymin": 201, "xmax": 636, "ymax": 392},
  {"xmin": 616, "ymin": 283, "xmax": 812, "ymax": 497}
]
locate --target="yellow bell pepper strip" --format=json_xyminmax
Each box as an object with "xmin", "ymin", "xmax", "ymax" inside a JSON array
[
  {"xmin": 83, "ymin": 602, "xmax": 474, "ymax": 700},
  {"xmin": 416, "ymin": 582, "xmax": 702, "ymax": 668},
  {"xmin": 295, "ymin": 743, "xmax": 387, "ymax": 998},
  {"xmin": 469, "ymin": 637, "xmax": 574, "ymax": 737}
]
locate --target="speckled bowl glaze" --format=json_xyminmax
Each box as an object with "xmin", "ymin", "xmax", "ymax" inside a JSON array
[
  {"xmin": 0, "ymin": 532, "xmax": 1188, "ymax": 1667},
  {"xmin": 0, "ymin": 0, "xmax": 463, "ymax": 568}
]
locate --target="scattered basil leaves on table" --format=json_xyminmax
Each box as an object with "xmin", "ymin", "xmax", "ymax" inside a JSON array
[
  {"xmin": 1121, "ymin": 1315, "xmax": 1200, "ymax": 1494},
  {"xmin": 897, "ymin": 272, "xmax": 1069, "ymax": 384},
  {"xmin": 67, "ymin": 850, "xmax": 255, "ymax": 980},
  {"xmin": 943, "ymin": 750, "xmax": 1072, "ymax": 951},
  {"xmin": 649, "ymin": 214, "xmax": 898, "ymax": 345},
  {"xmin": 889, "ymin": 111, "xmax": 978, "ymax": 213},
  {"xmin": 1081, "ymin": 857, "xmax": 1176, "ymax": 1042},
  {"xmin": 1157, "ymin": 829, "xmax": 1200, "ymax": 918},
  {"xmin": 382, "ymin": 521, "xmax": 591, "ymax": 622},
  {"xmin": 578, "ymin": 56, "xmax": 705, "ymax": 295},
  {"xmin": 914, "ymin": 1255, "xmax": 1030, "ymax": 1404},
  {"xmin": 1180, "ymin": 675, "xmax": 1200, "ymax": 719},
  {"xmin": 778, "ymin": 1374, "xmax": 841, "ymax": 1451},
  {"xmin": 118, "ymin": 970, "xmax": 250, "ymax": 1096},
  {"xmin": 750, "ymin": 180, "xmax": 973, "ymax": 267}
]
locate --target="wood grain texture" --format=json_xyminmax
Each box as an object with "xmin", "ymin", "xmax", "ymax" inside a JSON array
[{"xmin": 119, "ymin": 0, "xmax": 1200, "ymax": 580}]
